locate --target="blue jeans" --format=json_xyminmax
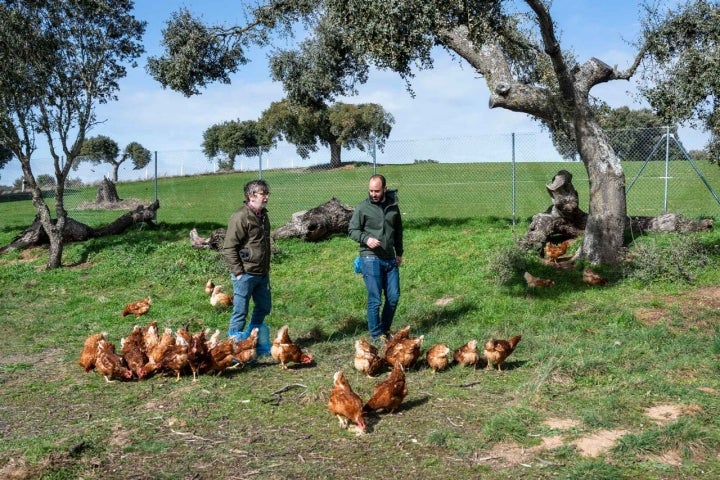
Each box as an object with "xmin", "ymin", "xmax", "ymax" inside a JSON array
[
  {"xmin": 228, "ymin": 273, "xmax": 272, "ymax": 334},
  {"xmin": 360, "ymin": 257, "xmax": 400, "ymax": 339}
]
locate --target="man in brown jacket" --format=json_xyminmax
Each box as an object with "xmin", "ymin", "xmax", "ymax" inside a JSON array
[{"xmin": 221, "ymin": 179, "xmax": 272, "ymax": 355}]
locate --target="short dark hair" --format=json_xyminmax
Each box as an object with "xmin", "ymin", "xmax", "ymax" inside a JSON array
[
  {"xmin": 244, "ymin": 179, "xmax": 270, "ymax": 199},
  {"xmin": 370, "ymin": 174, "xmax": 386, "ymax": 188}
]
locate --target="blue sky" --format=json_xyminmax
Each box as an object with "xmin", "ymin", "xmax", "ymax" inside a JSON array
[{"xmin": 1, "ymin": 0, "xmax": 704, "ymax": 183}]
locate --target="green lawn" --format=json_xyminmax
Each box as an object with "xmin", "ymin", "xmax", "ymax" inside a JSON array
[{"xmin": 0, "ymin": 163, "xmax": 719, "ymax": 479}]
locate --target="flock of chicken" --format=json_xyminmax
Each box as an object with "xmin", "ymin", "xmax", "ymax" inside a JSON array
[
  {"xmin": 76, "ymin": 237, "xmax": 615, "ymax": 434},
  {"xmin": 77, "ymin": 320, "xmax": 319, "ymax": 382},
  {"xmin": 81, "ymin": 264, "xmax": 540, "ymax": 435},
  {"xmin": 78, "ymin": 323, "xmax": 256, "ymax": 382},
  {"xmin": 523, "ymin": 239, "xmax": 609, "ymax": 289},
  {"xmin": 328, "ymin": 326, "xmax": 522, "ymax": 434}
]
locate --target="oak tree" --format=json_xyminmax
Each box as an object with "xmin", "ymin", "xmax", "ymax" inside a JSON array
[
  {"xmin": 0, "ymin": 0, "xmax": 145, "ymax": 268},
  {"xmin": 259, "ymin": 100, "xmax": 393, "ymax": 168},
  {"xmin": 202, "ymin": 119, "xmax": 274, "ymax": 170},
  {"xmin": 78, "ymin": 135, "xmax": 152, "ymax": 182},
  {"xmin": 147, "ymin": 0, "xmax": 719, "ymax": 264}
]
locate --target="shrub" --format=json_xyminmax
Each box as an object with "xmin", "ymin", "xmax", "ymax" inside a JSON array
[{"xmin": 623, "ymin": 236, "xmax": 714, "ymax": 283}]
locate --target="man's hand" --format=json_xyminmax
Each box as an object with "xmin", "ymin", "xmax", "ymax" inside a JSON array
[{"xmin": 366, "ymin": 237, "xmax": 381, "ymax": 249}]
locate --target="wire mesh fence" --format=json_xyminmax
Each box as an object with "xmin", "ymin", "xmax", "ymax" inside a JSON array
[{"xmin": 18, "ymin": 127, "xmax": 720, "ymax": 226}]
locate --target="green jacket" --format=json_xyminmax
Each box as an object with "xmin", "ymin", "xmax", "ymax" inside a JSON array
[
  {"xmin": 221, "ymin": 203, "xmax": 271, "ymax": 277},
  {"xmin": 348, "ymin": 189, "xmax": 404, "ymax": 259}
]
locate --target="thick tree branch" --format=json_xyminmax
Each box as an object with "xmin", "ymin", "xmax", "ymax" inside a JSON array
[
  {"xmin": 439, "ymin": 25, "xmax": 557, "ymax": 122},
  {"xmin": 525, "ymin": 0, "xmax": 575, "ymax": 104}
]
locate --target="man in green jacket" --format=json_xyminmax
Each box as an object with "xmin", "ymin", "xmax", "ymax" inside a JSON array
[
  {"xmin": 349, "ymin": 174, "xmax": 404, "ymax": 343},
  {"xmin": 221, "ymin": 179, "xmax": 272, "ymax": 355}
]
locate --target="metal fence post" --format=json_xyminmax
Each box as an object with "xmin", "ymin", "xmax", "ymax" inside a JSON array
[
  {"xmin": 153, "ymin": 151, "xmax": 158, "ymax": 221},
  {"xmin": 511, "ymin": 132, "xmax": 516, "ymax": 226},
  {"xmin": 259, "ymin": 149, "xmax": 263, "ymax": 179},
  {"xmin": 664, "ymin": 125, "xmax": 670, "ymax": 213}
]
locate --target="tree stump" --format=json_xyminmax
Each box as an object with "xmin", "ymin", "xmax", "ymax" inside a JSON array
[
  {"xmin": 522, "ymin": 170, "xmax": 713, "ymax": 259},
  {"xmin": 190, "ymin": 228, "xmax": 226, "ymax": 249},
  {"xmin": 96, "ymin": 178, "xmax": 121, "ymax": 203},
  {"xmin": 521, "ymin": 170, "xmax": 588, "ymax": 252},
  {"xmin": 271, "ymin": 197, "xmax": 355, "ymax": 242}
]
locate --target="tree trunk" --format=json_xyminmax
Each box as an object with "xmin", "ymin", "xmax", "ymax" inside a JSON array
[
  {"xmin": 576, "ymin": 122, "xmax": 627, "ymax": 264},
  {"xmin": 0, "ymin": 200, "xmax": 160, "ymax": 256},
  {"xmin": 271, "ymin": 197, "xmax": 354, "ymax": 241},
  {"xmin": 96, "ymin": 178, "xmax": 122, "ymax": 203},
  {"xmin": 329, "ymin": 143, "xmax": 342, "ymax": 168}
]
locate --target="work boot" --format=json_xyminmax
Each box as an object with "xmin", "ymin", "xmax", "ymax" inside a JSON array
[{"xmin": 256, "ymin": 323, "xmax": 272, "ymax": 357}]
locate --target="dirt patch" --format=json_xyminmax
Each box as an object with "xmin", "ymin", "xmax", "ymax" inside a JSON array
[
  {"xmin": 540, "ymin": 435, "xmax": 565, "ymax": 449},
  {"xmin": 571, "ymin": 429, "xmax": 629, "ymax": 457},
  {"xmin": 635, "ymin": 286, "xmax": 720, "ymax": 330},
  {"xmin": 634, "ymin": 308, "xmax": 667, "ymax": 325},
  {"xmin": 434, "ymin": 296, "xmax": 455, "ymax": 306},
  {"xmin": 0, "ymin": 457, "xmax": 36, "ymax": 480},
  {"xmin": 543, "ymin": 417, "xmax": 580, "ymax": 430},
  {"xmin": 644, "ymin": 403, "xmax": 702, "ymax": 424},
  {"xmin": 645, "ymin": 449, "xmax": 683, "ymax": 467}
]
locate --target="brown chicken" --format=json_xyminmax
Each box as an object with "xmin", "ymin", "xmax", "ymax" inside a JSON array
[
  {"xmin": 524, "ymin": 271, "xmax": 555, "ymax": 288},
  {"xmin": 146, "ymin": 327, "xmax": 175, "ymax": 369},
  {"xmin": 270, "ymin": 325, "xmax": 313, "ymax": 369},
  {"xmin": 232, "ymin": 327, "xmax": 259, "ymax": 365},
  {"xmin": 363, "ymin": 362, "xmax": 408, "ymax": 414},
  {"xmin": 425, "ymin": 343, "xmax": 451, "ymax": 372},
  {"xmin": 384, "ymin": 334, "xmax": 424, "ymax": 370},
  {"xmin": 583, "ymin": 267, "xmax": 608, "ymax": 286},
  {"xmin": 121, "ymin": 325, "xmax": 149, "ymax": 380},
  {"xmin": 384, "ymin": 325, "xmax": 411, "ymax": 348},
  {"xmin": 140, "ymin": 321, "xmax": 159, "ymax": 353},
  {"xmin": 544, "ymin": 239, "xmax": 574, "ymax": 264},
  {"xmin": 77, "ymin": 332, "xmax": 107, "ymax": 373},
  {"xmin": 483, "ymin": 335, "xmax": 522, "ymax": 371},
  {"xmin": 354, "ymin": 338, "xmax": 386, "ymax": 377},
  {"xmin": 95, "ymin": 339, "xmax": 133, "ymax": 382},
  {"xmin": 209, "ymin": 338, "xmax": 239, "ymax": 374},
  {"xmin": 158, "ymin": 343, "xmax": 189, "ymax": 381},
  {"xmin": 187, "ymin": 329, "xmax": 211, "ymax": 380},
  {"xmin": 122, "ymin": 296, "xmax": 152, "ymax": 317},
  {"xmin": 328, "ymin": 371, "xmax": 366, "ymax": 433},
  {"xmin": 453, "ymin": 340, "xmax": 480, "ymax": 368},
  {"xmin": 205, "ymin": 328, "xmax": 221, "ymax": 350},
  {"xmin": 204, "ymin": 279, "xmax": 215, "ymax": 295},
  {"xmin": 175, "ymin": 326, "xmax": 192, "ymax": 347},
  {"xmin": 210, "ymin": 285, "xmax": 233, "ymax": 307}
]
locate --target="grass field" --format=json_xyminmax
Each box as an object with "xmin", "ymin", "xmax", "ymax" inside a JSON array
[
  {"xmin": 2, "ymin": 159, "xmax": 720, "ymax": 231},
  {"xmin": 1, "ymin": 164, "xmax": 719, "ymax": 479}
]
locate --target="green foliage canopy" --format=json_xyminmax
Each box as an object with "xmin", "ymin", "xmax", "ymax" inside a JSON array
[
  {"xmin": 639, "ymin": 0, "xmax": 720, "ymax": 158},
  {"xmin": 78, "ymin": 135, "xmax": 151, "ymax": 181},
  {"xmin": 259, "ymin": 100, "xmax": 393, "ymax": 166},
  {"xmin": 202, "ymin": 119, "xmax": 275, "ymax": 170}
]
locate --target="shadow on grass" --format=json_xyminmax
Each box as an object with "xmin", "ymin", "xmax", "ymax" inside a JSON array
[
  {"xmin": 407, "ymin": 300, "xmax": 479, "ymax": 333},
  {"xmin": 362, "ymin": 395, "xmax": 431, "ymax": 432},
  {"xmin": 64, "ymin": 221, "xmax": 226, "ymax": 265},
  {"xmin": 296, "ymin": 299, "xmax": 480, "ymax": 349}
]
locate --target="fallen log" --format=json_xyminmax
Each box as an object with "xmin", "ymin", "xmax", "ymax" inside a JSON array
[
  {"xmin": 271, "ymin": 197, "xmax": 354, "ymax": 242},
  {"xmin": 0, "ymin": 200, "xmax": 160, "ymax": 254}
]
